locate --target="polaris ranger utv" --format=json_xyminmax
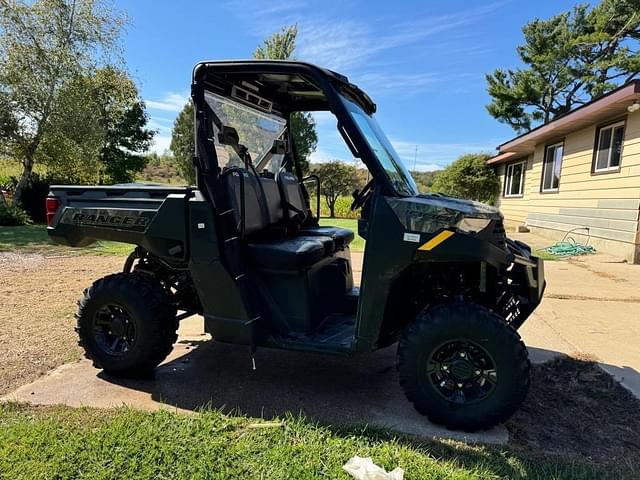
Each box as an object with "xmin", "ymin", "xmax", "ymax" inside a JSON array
[{"xmin": 47, "ymin": 60, "xmax": 545, "ymax": 431}]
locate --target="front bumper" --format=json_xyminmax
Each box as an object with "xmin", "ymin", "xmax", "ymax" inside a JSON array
[
  {"xmin": 513, "ymin": 253, "xmax": 546, "ymax": 307},
  {"xmin": 504, "ymin": 239, "xmax": 546, "ymax": 328}
]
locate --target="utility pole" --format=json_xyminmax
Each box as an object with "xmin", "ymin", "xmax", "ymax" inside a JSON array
[{"xmin": 413, "ymin": 145, "xmax": 418, "ymax": 172}]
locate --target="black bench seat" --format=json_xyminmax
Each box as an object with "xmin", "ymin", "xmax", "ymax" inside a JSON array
[
  {"xmin": 248, "ymin": 235, "xmax": 335, "ymax": 271},
  {"xmin": 223, "ymin": 167, "xmax": 355, "ymax": 271},
  {"xmin": 300, "ymin": 226, "xmax": 354, "ymax": 251}
]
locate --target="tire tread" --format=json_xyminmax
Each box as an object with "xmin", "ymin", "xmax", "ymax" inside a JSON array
[{"xmin": 397, "ymin": 301, "xmax": 530, "ymax": 431}]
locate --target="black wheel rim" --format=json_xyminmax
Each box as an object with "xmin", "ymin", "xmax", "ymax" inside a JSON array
[
  {"xmin": 426, "ymin": 339, "xmax": 497, "ymax": 405},
  {"xmin": 93, "ymin": 303, "xmax": 136, "ymax": 356}
]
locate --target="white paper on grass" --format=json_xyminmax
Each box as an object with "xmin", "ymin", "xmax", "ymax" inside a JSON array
[{"xmin": 343, "ymin": 456, "xmax": 404, "ymax": 480}]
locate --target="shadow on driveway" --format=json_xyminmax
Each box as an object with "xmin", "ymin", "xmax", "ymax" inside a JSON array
[{"xmin": 96, "ymin": 339, "xmax": 510, "ymax": 443}]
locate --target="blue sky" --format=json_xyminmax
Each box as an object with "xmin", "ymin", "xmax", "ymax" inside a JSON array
[{"xmin": 119, "ymin": 0, "xmax": 583, "ymax": 171}]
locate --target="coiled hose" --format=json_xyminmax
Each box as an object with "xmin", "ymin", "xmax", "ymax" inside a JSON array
[{"xmin": 538, "ymin": 227, "xmax": 597, "ymax": 258}]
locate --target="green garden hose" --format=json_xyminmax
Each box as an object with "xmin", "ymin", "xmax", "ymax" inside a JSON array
[{"xmin": 537, "ymin": 227, "xmax": 597, "ymax": 258}]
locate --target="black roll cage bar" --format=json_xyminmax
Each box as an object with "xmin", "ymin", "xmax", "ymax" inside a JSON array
[{"xmin": 190, "ymin": 60, "xmax": 398, "ymax": 201}]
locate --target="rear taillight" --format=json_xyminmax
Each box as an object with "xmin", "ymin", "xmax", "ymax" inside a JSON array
[{"xmin": 45, "ymin": 196, "xmax": 61, "ymax": 226}]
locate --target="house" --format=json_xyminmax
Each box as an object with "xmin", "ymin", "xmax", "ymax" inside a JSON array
[{"xmin": 488, "ymin": 80, "xmax": 640, "ymax": 263}]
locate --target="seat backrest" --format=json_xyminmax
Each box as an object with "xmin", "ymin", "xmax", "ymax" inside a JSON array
[
  {"xmin": 277, "ymin": 170, "xmax": 308, "ymax": 224},
  {"xmin": 260, "ymin": 176, "xmax": 285, "ymax": 225},
  {"xmin": 222, "ymin": 170, "xmax": 285, "ymax": 237}
]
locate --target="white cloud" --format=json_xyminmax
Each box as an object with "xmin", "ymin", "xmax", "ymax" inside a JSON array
[
  {"xmin": 294, "ymin": 2, "xmax": 505, "ymax": 73},
  {"xmin": 308, "ymin": 147, "xmax": 334, "ymax": 164},
  {"xmin": 390, "ymin": 138, "xmax": 497, "ymax": 171},
  {"xmin": 221, "ymin": 0, "xmax": 503, "ymax": 71},
  {"xmin": 147, "ymin": 114, "xmax": 177, "ymax": 154},
  {"xmin": 311, "ymin": 111, "xmax": 337, "ymax": 126},
  {"xmin": 151, "ymin": 134, "xmax": 172, "ymax": 154},
  {"xmin": 146, "ymin": 92, "xmax": 190, "ymax": 113},
  {"xmin": 308, "ymin": 130, "xmax": 497, "ymax": 172},
  {"xmin": 354, "ymin": 72, "xmax": 443, "ymax": 94}
]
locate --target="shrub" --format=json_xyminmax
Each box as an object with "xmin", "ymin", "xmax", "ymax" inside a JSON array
[
  {"xmin": 6, "ymin": 173, "xmax": 57, "ymax": 223},
  {"xmin": 431, "ymin": 153, "xmax": 500, "ymax": 205},
  {"xmin": 0, "ymin": 203, "xmax": 32, "ymax": 226}
]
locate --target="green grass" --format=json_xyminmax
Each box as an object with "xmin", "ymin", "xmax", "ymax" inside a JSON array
[
  {"xmin": 320, "ymin": 217, "xmax": 365, "ymax": 252},
  {"xmin": 0, "ymin": 225, "xmax": 133, "ymax": 256},
  {"xmin": 532, "ymin": 249, "xmax": 561, "ymax": 261},
  {"xmin": 0, "ymin": 403, "xmax": 618, "ymax": 480}
]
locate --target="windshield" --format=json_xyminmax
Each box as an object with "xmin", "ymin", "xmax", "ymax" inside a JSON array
[
  {"xmin": 205, "ymin": 91, "xmax": 286, "ymax": 170},
  {"xmin": 340, "ymin": 96, "xmax": 418, "ymax": 196}
]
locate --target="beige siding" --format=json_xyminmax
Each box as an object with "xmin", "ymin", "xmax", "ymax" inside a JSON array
[{"xmin": 496, "ymin": 112, "xmax": 640, "ymax": 262}]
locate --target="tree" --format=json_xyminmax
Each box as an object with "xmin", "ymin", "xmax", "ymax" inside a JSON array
[
  {"xmin": 170, "ymin": 101, "xmax": 195, "ymax": 185},
  {"xmin": 253, "ymin": 25, "xmax": 317, "ymax": 173},
  {"xmin": 411, "ymin": 170, "xmax": 440, "ymax": 193},
  {"xmin": 431, "ymin": 153, "xmax": 500, "ymax": 205},
  {"xmin": 314, "ymin": 161, "xmax": 358, "ymax": 217},
  {"xmin": 91, "ymin": 67, "xmax": 154, "ymax": 184},
  {"xmin": 36, "ymin": 67, "xmax": 153, "ymax": 184},
  {"xmin": 0, "ymin": 0, "xmax": 126, "ymax": 205},
  {"xmin": 486, "ymin": 0, "xmax": 640, "ymax": 133}
]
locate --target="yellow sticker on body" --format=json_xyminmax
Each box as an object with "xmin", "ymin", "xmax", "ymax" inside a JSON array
[{"xmin": 418, "ymin": 230, "xmax": 455, "ymax": 251}]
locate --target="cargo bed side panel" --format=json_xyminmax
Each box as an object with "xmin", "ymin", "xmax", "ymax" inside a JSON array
[{"xmin": 47, "ymin": 185, "xmax": 192, "ymax": 261}]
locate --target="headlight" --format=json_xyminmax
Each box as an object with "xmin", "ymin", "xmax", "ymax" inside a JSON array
[{"xmin": 456, "ymin": 217, "xmax": 491, "ymax": 234}]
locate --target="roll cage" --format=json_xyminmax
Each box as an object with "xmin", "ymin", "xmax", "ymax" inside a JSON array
[{"xmin": 190, "ymin": 60, "xmax": 399, "ymax": 198}]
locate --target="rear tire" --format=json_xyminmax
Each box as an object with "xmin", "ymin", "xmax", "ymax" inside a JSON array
[
  {"xmin": 76, "ymin": 272, "xmax": 178, "ymax": 377},
  {"xmin": 397, "ymin": 301, "xmax": 530, "ymax": 431}
]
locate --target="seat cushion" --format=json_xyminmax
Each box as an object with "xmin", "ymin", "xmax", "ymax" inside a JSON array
[
  {"xmin": 301, "ymin": 226, "xmax": 355, "ymax": 251},
  {"xmin": 248, "ymin": 235, "xmax": 334, "ymax": 271}
]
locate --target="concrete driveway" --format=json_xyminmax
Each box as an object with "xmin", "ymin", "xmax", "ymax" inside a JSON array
[
  {"xmin": 3, "ymin": 314, "xmax": 511, "ymax": 444},
  {"xmin": 3, "ymin": 235, "xmax": 640, "ymax": 443},
  {"xmin": 507, "ymin": 233, "xmax": 640, "ymax": 398}
]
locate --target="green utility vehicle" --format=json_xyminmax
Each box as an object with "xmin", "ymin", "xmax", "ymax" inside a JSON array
[{"xmin": 47, "ymin": 60, "xmax": 545, "ymax": 431}]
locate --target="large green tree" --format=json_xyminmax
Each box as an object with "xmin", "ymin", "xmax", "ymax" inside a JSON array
[
  {"xmin": 169, "ymin": 101, "xmax": 195, "ymax": 185},
  {"xmin": 0, "ymin": 0, "xmax": 126, "ymax": 205},
  {"xmin": 31, "ymin": 67, "xmax": 153, "ymax": 184},
  {"xmin": 431, "ymin": 153, "xmax": 500, "ymax": 205},
  {"xmin": 486, "ymin": 0, "xmax": 640, "ymax": 133},
  {"xmin": 253, "ymin": 25, "xmax": 317, "ymax": 173},
  {"xmin": 91, "ymin": 67, "xmax": 154, "ymax": 184},
  {"xmin": 313, "ymin": 161, "xmax": 358, "ymax": 217}
]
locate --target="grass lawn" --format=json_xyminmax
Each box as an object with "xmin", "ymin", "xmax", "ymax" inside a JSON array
[
  {"xmin": 532, "ymin": 249, "xmax": 561, "ymax": 261},
  {"xmin": 0, "ymin": 403, "xmax": 619, "ymax": 480},
  {"xmin": 0, "ymin": 225, "xmax": 133, "ymax": 256}
]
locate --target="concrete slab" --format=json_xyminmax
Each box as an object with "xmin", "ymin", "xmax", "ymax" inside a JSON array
[
  {"xmin": 522, "ymin": 297, "xmax": 640, "ymax": 399},
  {"xmin": 1, "ymin": 316, "xmax": 508, "ymax": 445}
]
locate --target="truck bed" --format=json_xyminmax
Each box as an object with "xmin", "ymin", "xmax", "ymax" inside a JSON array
[{"xmin": 47, "ymin": 184, "xmax": 193, "ymax": 260}]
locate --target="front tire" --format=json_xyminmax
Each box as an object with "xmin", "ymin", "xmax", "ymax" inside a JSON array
[
  {"xmin": 397, "ymin": 301, "xmax": 530, "ymax": 431},
  {"xmin": 76, "ymin": 272, "xmax": 178, "ymax": 377}
]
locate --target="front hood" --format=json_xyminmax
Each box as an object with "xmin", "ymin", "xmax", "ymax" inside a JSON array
[{"xmin": 386, "ymin": 194, "xmax": 502, "ymax": 234}]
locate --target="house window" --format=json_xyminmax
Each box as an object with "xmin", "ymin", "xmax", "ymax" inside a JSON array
[
  {"xmin": 594, "ymin": 120, "xmax": 625, "ymax": 172},
  {"xmin": 541, "ymin": 142, "xmax": 563, "ymax": 192},
  {"xmin": 504, "ymin": 161, "xmax": 525, "ymax": 197}
]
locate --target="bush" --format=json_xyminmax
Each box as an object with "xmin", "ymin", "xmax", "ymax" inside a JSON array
[
  {"xmin": 6, "ymin": 173, "xmax": 57, "ymax": 223},
  {"xmin": 431, "ymin": 153, "xmax": 500, "ymax": 205},
  {"xmin": 0, "ymin": 203, "xmax": 32, "ymax": 226}
]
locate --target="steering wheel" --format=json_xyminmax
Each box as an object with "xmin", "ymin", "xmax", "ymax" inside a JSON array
[{"xmin": 351, "ymin": 179, "xmax": 375, "ymax": 211}]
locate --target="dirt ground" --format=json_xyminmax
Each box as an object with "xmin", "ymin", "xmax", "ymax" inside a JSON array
[
  {"xmin": 509, "ymin": 356, "xmax": 640, "ymax": 470},
  {"xmin": 0, "ymin": 252, "xmax": 122, "ymax": 395}
]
